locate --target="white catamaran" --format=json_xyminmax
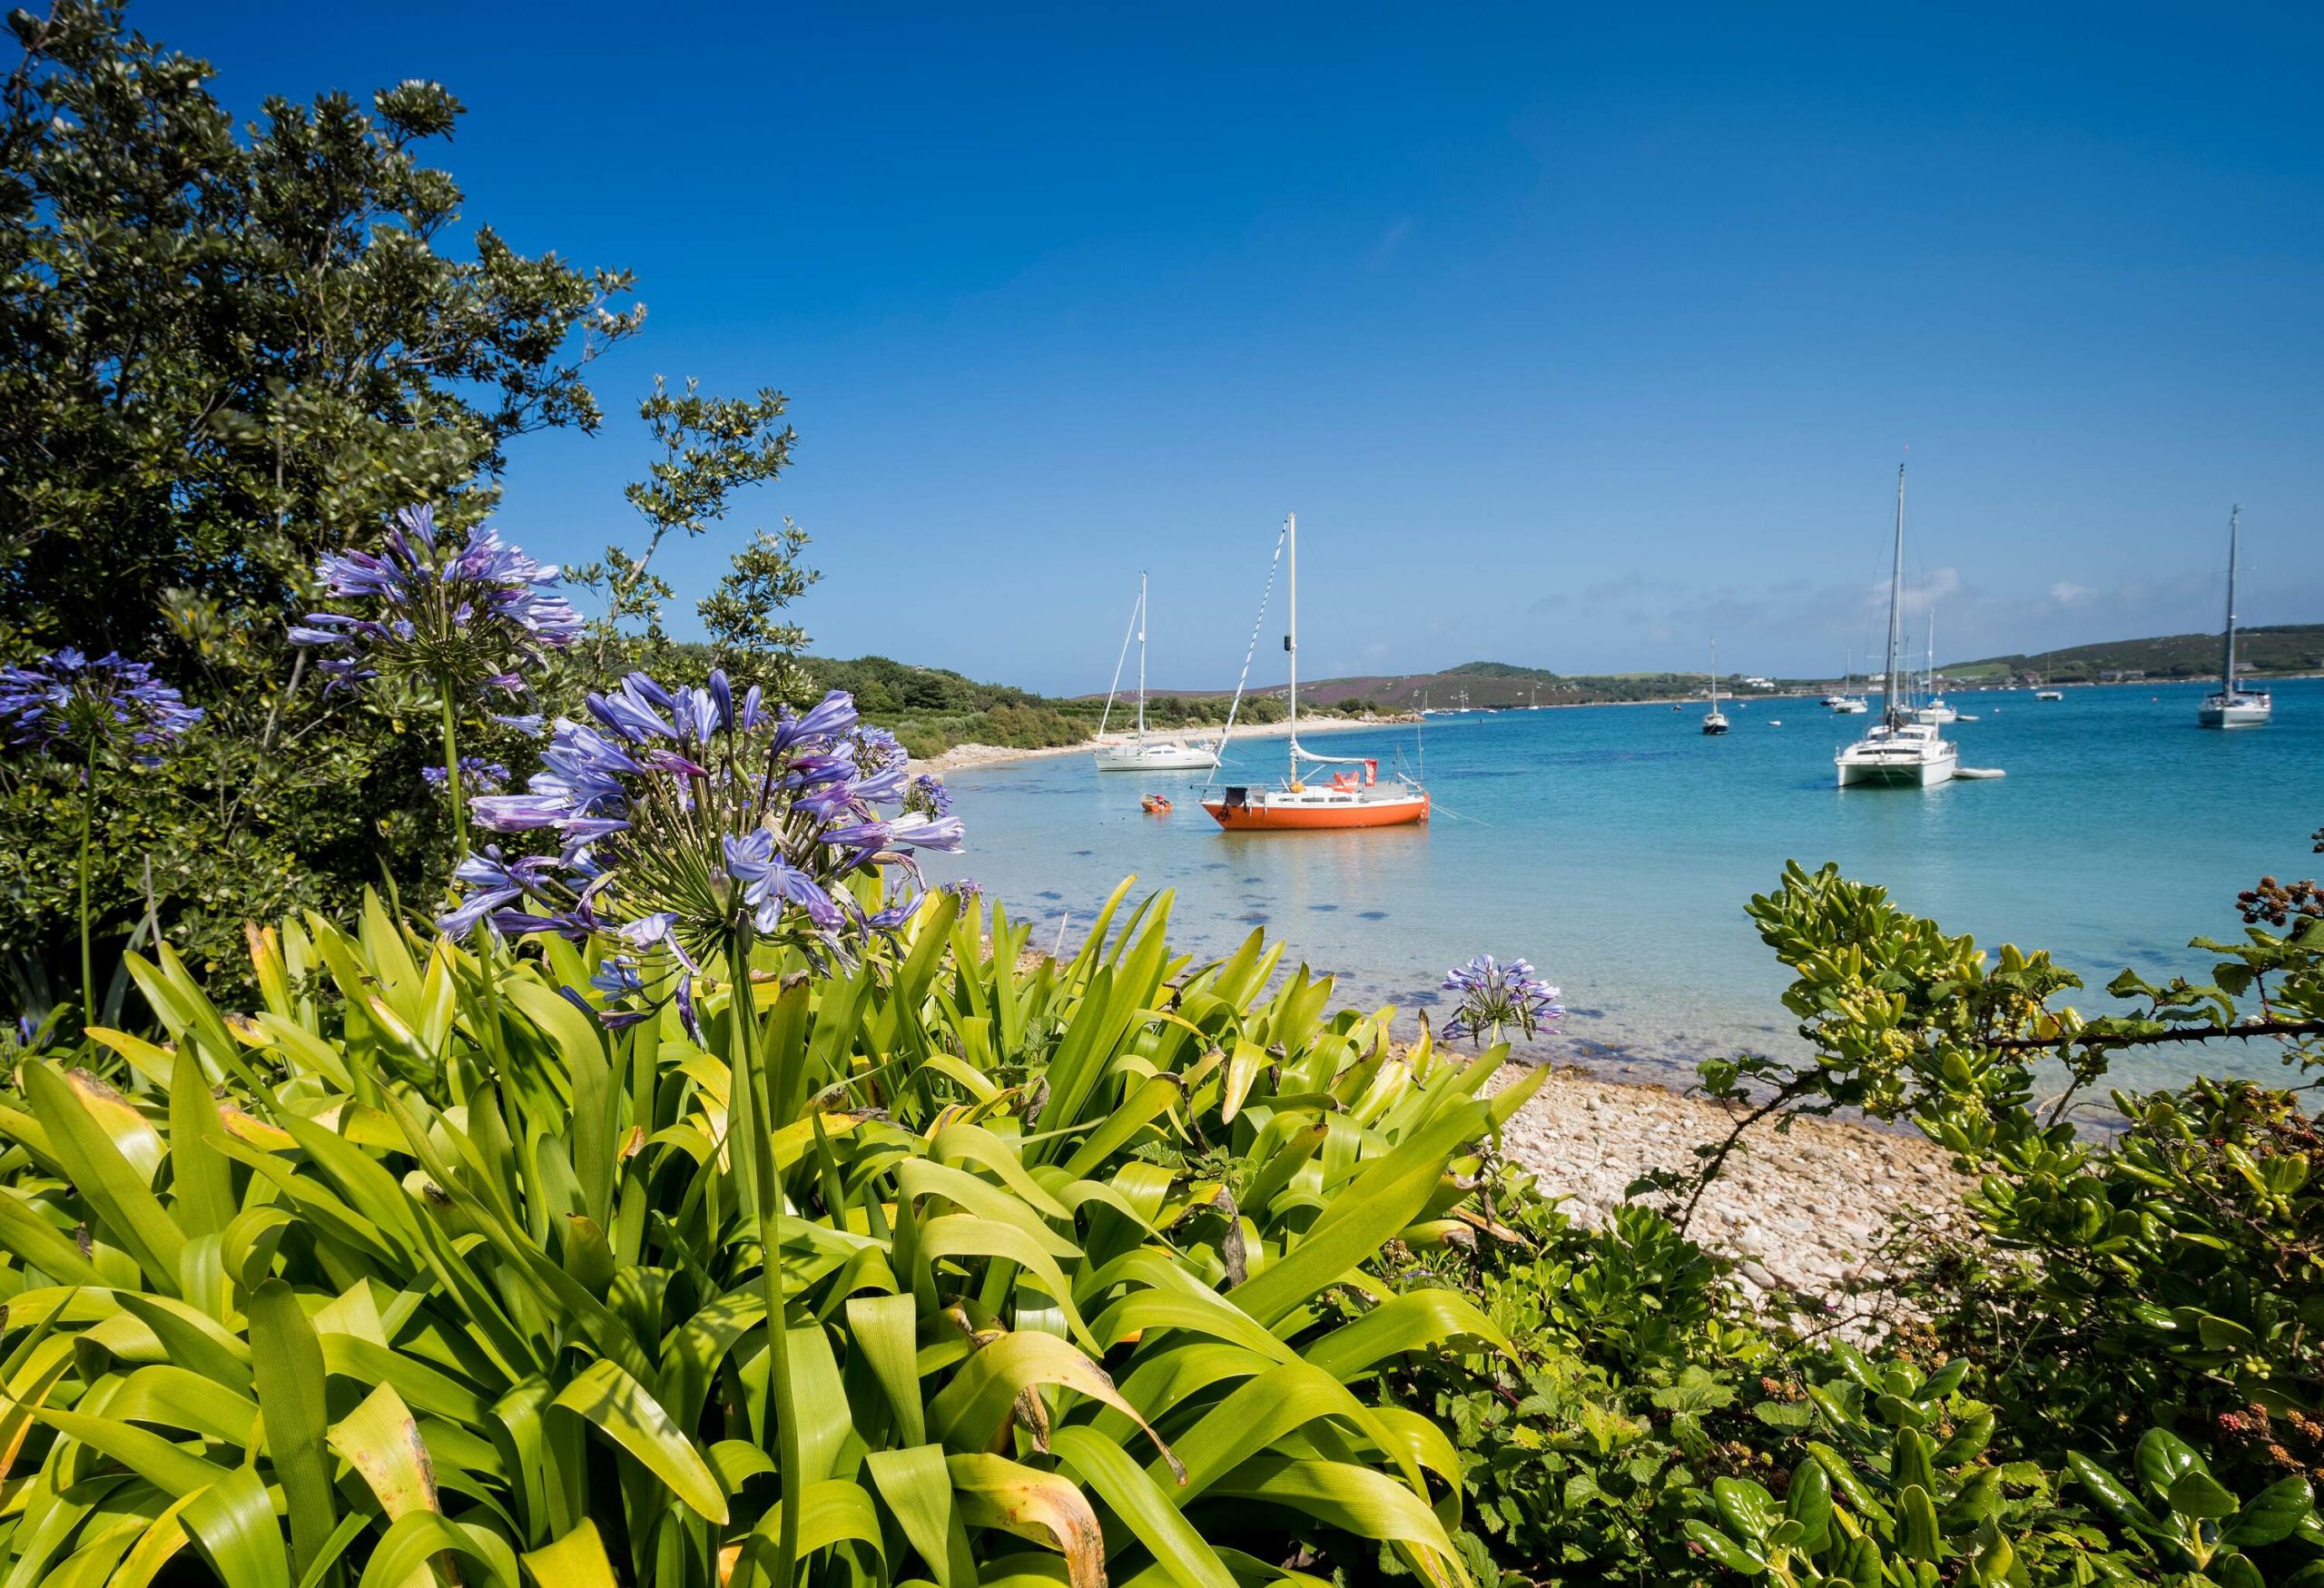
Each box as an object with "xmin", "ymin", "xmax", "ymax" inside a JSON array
[
  {"xmin": 1837, "ymin": 463, "xmax": 1959, "ymax": 788},
  {"xmin": 2198, "ymin": 506, "xmax": 2271, "ymax": 729},
  {"xmin": 1093, "ymin": 572, "xmax": 1222, "ymax": 771},
  {"xmin": 1702, "ymin": 640, "xmax": 1729, "ymax": 735}
]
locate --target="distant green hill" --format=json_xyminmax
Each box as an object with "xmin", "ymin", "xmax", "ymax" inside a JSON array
[
  {"xmin": 1943, "ymin": 625, "xmax": 2324, "ymax": 684},
  {"xmin": 1154, "ymin": 660, "xmax": 1772, "ymax": 711}
]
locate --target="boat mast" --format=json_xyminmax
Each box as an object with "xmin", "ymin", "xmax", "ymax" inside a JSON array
[
  {"xmin": 1285, "ymin": 512, "xmax": 1299, "ymax": 779},
  {"xmin": 1709, "ymin": 638, "xmax": 1718, "ymax": 711},
  {"xmin": 1885, "ymin": 463, "xmax": 1906, "ymax": 729},
  {"xmin": 2220, "ymin": 506, "xmax": 2240, "ymax": 696},
  {"xmin": 1135, "ymin": 570, "xmax": 1147, "ymax": 745}
]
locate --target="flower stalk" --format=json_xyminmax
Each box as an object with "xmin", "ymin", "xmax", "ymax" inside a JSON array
[
  {"xmin": 730, "ymin": 922, "xmax": 803, "ymax": 1588},
  {"xmin": 77, "ymin": 735, "xmax": 98, "ymax": 1023}
]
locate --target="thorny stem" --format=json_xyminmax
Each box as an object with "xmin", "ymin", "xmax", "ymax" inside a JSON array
[{"xmin": 733, "ymin": 922, "xmax": 803, "ymax": 1588}]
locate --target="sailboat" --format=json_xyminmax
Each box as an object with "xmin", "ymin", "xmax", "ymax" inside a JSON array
[
  {"xmin": 1825, "ymin": 649, "xmax": 1869, "ymax": 714},
  {"xmin": 1911, "ymin": 611, "xmax": 1958, "ymax": 725},
  {"xmin": 1837, "ymin": 464, "xmax": 1959, "ymax": 788},
  {"xmin": 1201, "ymin": 515, "xmax": 1429, "ymax": 830},
  {"xmin": 2033, "ymin": 672, "xmax": 2063, "ymax": 701},
  {"xmin": 2198, "ymin": 507, "xmax": 2270, "ymax": 729},
  {"xmin": 1702, "ymin": 641, "xmax": 1729, "ymax": 735},
  {"xmin": 1093, "ymin": 572, "xmax": 1222, "ymax": 771}
]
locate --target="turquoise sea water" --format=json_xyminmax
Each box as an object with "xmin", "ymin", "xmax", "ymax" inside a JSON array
[{"xmin": 924, "ymin": 679, "xmax": 2324, "ymax": 1092}]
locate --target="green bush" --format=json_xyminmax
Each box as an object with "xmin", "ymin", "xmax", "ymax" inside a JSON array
[{"xmin": 0, "ymin": 883, "xmax": 1539, "ymax": 1586}]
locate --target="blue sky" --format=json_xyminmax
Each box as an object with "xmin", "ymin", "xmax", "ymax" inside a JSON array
[{"xmin": 153, "ymin": 2, "xmax": 2322, "ymax": 692}]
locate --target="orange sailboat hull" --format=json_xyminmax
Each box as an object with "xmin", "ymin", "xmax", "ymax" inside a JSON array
[{"xmin": 1200, "ymin": 792, "xmax": 1430, "ymax": 831}]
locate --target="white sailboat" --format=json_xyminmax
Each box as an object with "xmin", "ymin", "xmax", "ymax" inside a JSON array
[
  {"xmin": 1825, "ymin": 649, "xmax": 1869, "ymax": 714},
  {"xmin": 2198, "ymin": 506, "xmax": 2270, "ymax": 729},
  {"xmin": 1093, "ymin": 572, "xmax": 1222, "ymax": 771},
  {"xmin": 1702, "ymin": 640, "xmax": 1729, "ymax": 735},
  {"xmin": 1911, "ymin": 611, "xmax": 1958, "ymax": 725},
  {"xmin": 1837, "ymin": 464, "xmax": 1959, "ymax": 788}
]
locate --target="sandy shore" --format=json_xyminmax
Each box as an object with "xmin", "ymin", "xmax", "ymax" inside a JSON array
[
  {"xmin": 1492, "ymin": 1065, "xmax": 1970, "ymax": 1333},
  {"xmin": 912, "ymin": 714, "xmax": 1419, "ymax": 776}
]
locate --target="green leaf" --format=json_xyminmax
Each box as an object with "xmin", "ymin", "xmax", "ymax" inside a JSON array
[
  {"xmin": 521, "ymin": 1519, "xmax": 619, "ymax": 1588},
  {"xmin": 33, "ymin": 1402, "xmax": 233, "ymax": 1496},
  {"xmin": 1785, "ymin": 1459, "xmax": 1832, "ymax": 1550},
  {"xmin": 1679, "ymin": 1520, "xmax": 1766, "ymax": 1575},
  {"xmin": 167, "ymin": 1027, "xmax": 236, "ymax": 1244},
  {"xmin": 2065, "ymin": 1451, "xmax": 2162, "ymax": 1534},
  {"xmin": 1896, "ymin": 1484, "xmax": 1942, "ymax": 1563},
  {"xmin": 866, "ymin": 1445, "xmax": 975, "ymax": 1588},
  {"xmin": 2221, "ymin": 1475, "xmax": 2313, "ymax": 1547},
  {"xmin": 1051, "ymin": 1425, "xmax": 1237, "ymax": 1588},
  {"xmin": 250, "ymin": 1278, "xmax": 340, "ymax": 1582},
  {"xmin": 25, "ymin": 1060, "xmax": 186, "ymax": 1294},
  {"xmin": 1712, "ymin": 1477, "xmax": 1778, "ymax": 1542},
  {"xmin": 2168, "ymin": 1468, "xmax": 2242, "ymax": 1520},
  {"xmin": 182, "ymin": 1467, "xmax": 293, "ymax": 1588},
  {"xmin": 552, "ymin": 1358, "xmax": 728, "ymax": 1524},
  {"xmin": 2134, "ymin": 1427, "xmax": 2202, "ymax": 1498}
]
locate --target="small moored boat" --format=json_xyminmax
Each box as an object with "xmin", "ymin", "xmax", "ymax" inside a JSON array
[{"xmin": 1201, "ymin": 514, "xmax": 1428, "ymax": 832}]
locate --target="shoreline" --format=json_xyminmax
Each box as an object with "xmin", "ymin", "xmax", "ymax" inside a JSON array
[
  {"xmin": 911, "ymin": 713, "xmax": 1419, "ymax": 775},
  {"xmin": 1491, "ymin": 1061, "xmax": 1969, "ymax": 1326}
]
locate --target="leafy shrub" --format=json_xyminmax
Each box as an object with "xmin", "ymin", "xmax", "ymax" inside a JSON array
[{"xmin": 0, "ymin": 885, "xmax": 1540, "ymax": 1586}]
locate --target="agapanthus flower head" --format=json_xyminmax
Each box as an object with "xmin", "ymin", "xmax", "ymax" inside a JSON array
[
  {"xmin": 421, "ymin": 757, "xmax": 510, "ymax": 794},
  {"xmin": 0, "ymin": 649, "xmax": 202, "ymax": 756},
  {"xmin": 907, "ymin": 773, "xmax": 953, "ymax": 819},
  {"xmin": 1439, "ymin": 953, "xmax": 1563, "ymax": 1048},
  {"xmin": 443, "ymin": 673, "xmax": 966, "ymax": 1031},
  {"xmin": 940, "ymin": 877, "xmax": 982, "ymax": 900},
  {"xmin": 291, "ymin": 503, "xmax": 582, "ymax": 695}
]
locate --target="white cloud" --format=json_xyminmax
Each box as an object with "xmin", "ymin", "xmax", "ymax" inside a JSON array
[{"xmin": 2049, "ymin": 580, "xmax": 2095, "ymax": 607}]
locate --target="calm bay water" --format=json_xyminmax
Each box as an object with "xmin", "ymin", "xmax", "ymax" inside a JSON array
[{"xmin": 925, "ymin": 679, "xmax": 2324, "ymax": 1092}]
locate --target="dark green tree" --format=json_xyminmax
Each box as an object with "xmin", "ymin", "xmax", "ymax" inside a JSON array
[{"xmin": 0, "ymin": 0, "xmax": 638, "ymax": 999}]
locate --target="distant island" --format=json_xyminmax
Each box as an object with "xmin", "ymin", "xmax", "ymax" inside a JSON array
[{"xmin": 1941, "ymin": 623, "xmax": 2324, "ymax": 685}]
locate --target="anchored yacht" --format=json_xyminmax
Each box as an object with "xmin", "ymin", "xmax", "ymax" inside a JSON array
[
  {"xmin": 1837, "ymin": 464, "xmax": 1959, "ymax": 789},
  {"xmin": 1092, "ymin": 572, "xmax": 1222, "ymax": 771},
  {"xmin": 2197, "ymin": 507, "xmax": 2271, "ymax": 729}
]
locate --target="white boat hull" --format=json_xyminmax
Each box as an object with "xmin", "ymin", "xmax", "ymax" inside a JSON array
[
  {"xmin": 1837, "ymin": 751, "xmax": 1957, "ymax": 787},
  {"xmin": 1093, "ymin": 739, "xmax": 1222, "ymax": 771},
  {"xmin": 2198, "ymin": 694, "xmax": 2271, "ymax": 729},
  {"xmin": 1836, "ymin": 721, "xmax": 1959, "ymax": 788}
]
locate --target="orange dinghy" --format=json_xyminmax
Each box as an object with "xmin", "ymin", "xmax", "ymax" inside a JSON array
[{"xmin": 1197, "ymin": 511, "xmax": 1429, "ymax": 833}]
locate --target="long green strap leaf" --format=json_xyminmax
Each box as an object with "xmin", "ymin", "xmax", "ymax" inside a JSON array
[
  {"xmin": 250, "ymin": 1278, "xmax": 340, "ymax": 1583},
  {"xmin": 1050, "ymin": 1425, "xmax": 1237, "ymax": 1588},
  {"xmin": 551, "ymin": 1357, "xmax": 728, "ymax": 1524},
  {"xmin": 25, "ymin": 1061, "xmax": 185, "ymax": 1295}
]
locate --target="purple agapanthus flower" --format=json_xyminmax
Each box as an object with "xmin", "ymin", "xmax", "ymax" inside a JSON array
[
  {"xmin": 290, "ymin": 503, "xmax": 581, "ymax": 695},
  {"xmin": 1439, "ymin": 954, "xmax": 1564, "ymax": 1047},
  {"xmin": 421, "ymin": 757, "xmax": 510, "ymax": 794},
  {"xmin": 907, "ymin": 773, "xmax": 953, "ymax": 819},
  {"xmin": 0, "ymin": 649, "xmax": 202, "ymax": 755},
  {"xmin": 442, "ymin": 673, "xmax": 968, "ymax": 1032}
]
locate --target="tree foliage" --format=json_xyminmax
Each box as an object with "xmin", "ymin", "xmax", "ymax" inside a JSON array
[{"xmin": 0, "ymin": 0, "xmax": 637, "ymax": 992}]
